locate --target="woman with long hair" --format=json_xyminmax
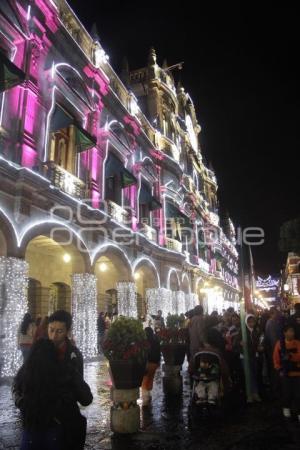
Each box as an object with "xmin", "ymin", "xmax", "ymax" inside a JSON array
[
  {"xmin": 18, "ymin": 313, "xmax": 36, "ymax": 361},
  {"xmin": 13, "ymin": 339, "xmax": 93, "ymax": 450}
]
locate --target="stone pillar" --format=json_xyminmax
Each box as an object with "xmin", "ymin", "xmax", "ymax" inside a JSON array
[
  {"xmin": 116, "ymin": 282, "xmax": 137, "ymax": 318},
  {"xmin": 185, "ymin": 293, "xmax": 198, "ymax": 311},
  {"xmin": 71, "ymin": 274, "xmax": 97, "ymax": 359},
  {"xmin": 162, "ymin": 364, "xmax": 182, "ymax": 395},
  {"xmin": 173, "ymin": 291, "xmax": 185, "ymax": 315},
  {"xmin": 110, "ymin": 387, "xmax": 140, "ymax": 433},
  {"xmin": 0, "ymin": 257, "xmax": 28, "ymax": 377},
  {"xmin": 145, "ymin": 287, "xmax": 173, "ymax": 321}
]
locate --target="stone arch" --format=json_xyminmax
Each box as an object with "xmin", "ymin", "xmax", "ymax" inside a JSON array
[
  {"xmin": 167, "ymin": 268, "xmax": 180, "ymax": 291},
  {"xmin": 25, "ymin": 233, "xmax": 86, "ymax": 316},
  {"xmin": 0, "ymin": 209, "xmax": 18, "ymax": 256},
  {"xmin": 55, "ymin": 63, "xmax": 93, "ymax": 108},
  {"xmin": 48, "ymin": 282, "xmax": 71, "ymax": 315},
  {"xmin": 181, "ymin": 273, "xmax": 191, "ymax": 294},
  {"xmin": 18, "ymin": 220, "xmax": 90, "ymax": 269},
  {"xmin": 93, "ymin": 244, "xmax": 132, "ymax": 312},
  {"xmin": 133, "ymin": 257, "xmax": 160, "ymax": 316}
]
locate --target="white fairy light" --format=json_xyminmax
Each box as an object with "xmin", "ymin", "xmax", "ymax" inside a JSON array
[
  {"xmin": 117, "ymin": 282, "xmax": 137, "ymax": 318},
  {"xmin": 146, "ymin": 288, "xmax": 175, "ymax": 322},
  {"xmin": 185, "ymin": 293, "xmax": 198, "ymax": 311},
  {"xmin": 173, "ymin": 291, "xmax": 186, "ymax": 315},
  {"xmin": 0, "ymin": 257, "xmax": 28, "ymax": 377},
  {"xmin": 71, "ymin": 274, "xmax": 98, "ymax": 359}
]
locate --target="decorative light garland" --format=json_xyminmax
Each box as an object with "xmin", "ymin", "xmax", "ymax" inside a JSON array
[
  {"xmin": 71, "ymin": 274, "xmax": 98, "ymax": 359},
  {"xmin": 0, "ymin": 257, "xmax": 28, "ymax": 377},
  {"xmin": 117, "ymin": 281, "xmax": 137, "ymax": 318},
  {"xmin": 185, "ymin": 293, "xmax": 198, "ymax": 311}
]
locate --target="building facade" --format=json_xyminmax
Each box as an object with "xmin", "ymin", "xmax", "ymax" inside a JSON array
[
  {"xmin": 282, "ymin": 253, "xmax": 300, "ymax": 306},
  {"xmin": 0, "ymin": 0, "xmax": 239, "ymax": 374}
]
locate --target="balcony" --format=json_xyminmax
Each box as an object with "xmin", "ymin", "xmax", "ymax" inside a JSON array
[
  {"xmin": 199, "ymin": 258, "xmax": 210, "ymax": 273},
  {"xmin": 107, "ymin": 200, "xmax": 130, "ymax": 226},
  {"xmin": 214, "ymin": 270, "xmax": 224, "ymax": 280},
  {"xmin": 140, "ymin": 223, "xmax": 157, "ymax": 243},
  {"xmin": 43, "ymin": 162, "xmax": 86, "ymax": 199},
  {"xmin": 165, "ymin": 237, "xmax": 182, "ymax": 253}
]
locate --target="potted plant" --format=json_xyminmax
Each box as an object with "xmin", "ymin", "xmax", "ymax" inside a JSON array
[
  {"xmin": 158, "ymin": 314, "xmax": 188, "ymax": 366},
  {"xmin": 102, "ymin": 316, "xmax": 149, "ymax": 389}
]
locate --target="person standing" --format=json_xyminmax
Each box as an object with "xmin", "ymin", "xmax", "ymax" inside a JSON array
[
  {"xmin": 141, "ymin": 327, "xmax": 161, "ymax": 405},
  {"xmin": 288, "ymin": 303, "xmax": 300, "ymax": 340},
  {"xmin": 47, "ymin": 310, "xmax": 89, "ymax": 448},
  {"xmin": 13, "ymin": 339, "xmax": 92, "ymax": 450},
  {"xmin": 273, "ymin": 324, "xmax": 300, "ymax": 422},
  {"xmin": 18, "ymin": 313, "xmax": 36, "ymax": 362},
  {"xmin": 188, "ymin": 305, "xmax": 206, "ymax": 359}
]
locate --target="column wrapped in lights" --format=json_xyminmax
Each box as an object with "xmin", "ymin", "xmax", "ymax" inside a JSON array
[
  {"xmin": 117, "ymin": 281, "xmax": 137, "ymax": 318},
  {"xmin": 0, "ymin": 257, "xmax": 28, "ymax": 377},
  {"xmin": 174, "ymin": 291, "xmax": 186, "ymax": 315},
  {"xmin": 145, "ymin": 288, "xmax": 172, "ymax": 321},
  {"xmin": 185, "ymin": 293, "xmax": 198, "ymax": 311},
  {"xmin": 71, "ymin": 274, "xmax": 98, "ymax": 359}
]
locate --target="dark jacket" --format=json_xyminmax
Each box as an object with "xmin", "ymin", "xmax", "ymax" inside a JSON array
[
  {"xmin": 60, "ymin": 339, "xmax": 84, "ymax": 378},
  {"xmin": 147, "ymin": 335, "xmax": 161, "ymax": 364}
]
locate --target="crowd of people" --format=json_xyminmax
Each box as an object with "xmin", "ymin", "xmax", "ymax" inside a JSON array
[{"xmin": 13, "ymin": 303, "xmax": 300, "ymax": 448}]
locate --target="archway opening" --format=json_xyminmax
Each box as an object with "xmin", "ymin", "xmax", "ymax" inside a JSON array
[
  {"xmin": 169, "ymin": 270, "xmax": 179, "ymax": 291},
  {"xmin": 94, "ymin": 248, "xmax": 131, "ymax": 313},
  {"xmin": 0, "ymin": 229, "xmax": 7, "ymax": 256},
  {"xmin": 134, "ymin": 262, "xmax": 159, "ymax": 317},
  {"xmin": 25, "ymin": 235, "xmax": 85, "ymax": 317}
]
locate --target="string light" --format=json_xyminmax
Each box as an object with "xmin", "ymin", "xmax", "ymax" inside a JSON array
[
  {"xmin": 185, "ymin": 293, "xmax": 198, "ymax": 311},
  {"xmin": 173, "ymin": 291, "xmax": 186, "ymax": 315},
  {"xmin": 117, "ymin": 282, "xmax": 137, "ymax": 318},
  {"xmin": 71, "ymin": 274, "xmax": 98, "ymax": 358},
  {"xmin": 0, "ymin": 257, "xmax": 28, "ymax": 377}
]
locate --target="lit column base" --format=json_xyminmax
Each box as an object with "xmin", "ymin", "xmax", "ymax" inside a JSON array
[
  {"xmin": 71, "ymin": 274, "xmax": 98, "ymax": 359},
  {"xmin": 110, "ymin": 387, "xmax": 140, "ymax": 433},
  {"xmin": 162, "ymin": 364, "xmax": 182, "ymax": 396},
  {"xmin": 117, "ymin": 282, "xmax": 137, "ymax": 318},
  {"xmin": 0, "ymin": 257, "xmax": 28, "ymax": 377}
]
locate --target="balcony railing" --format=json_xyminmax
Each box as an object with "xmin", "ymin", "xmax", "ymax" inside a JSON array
[
  {"xmin": 43, "ymin": 162, "xmax": 86, "ymax": 199},
  {"xmin": 165, "ymin": 237, "xmax": 182, "ymax": 253},
  {"xmin": 140, "ymin": 223, "xmax": 157, "ymax": 243},
  {"xmin": 214, "ymin": 270, "xmax": 224, "ymax": 280},
  {"xmin": 107, "ymin": 200, "xmax": 130, "ymax": 226},
  {"xmin": 199, "ymin": 258, "xmax": 210, "ymax": 273}
]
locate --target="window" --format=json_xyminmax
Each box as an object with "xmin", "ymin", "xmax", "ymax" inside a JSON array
[{"xmin": 49, "ymin": 104, "xmax": 96, "ymax": 176}]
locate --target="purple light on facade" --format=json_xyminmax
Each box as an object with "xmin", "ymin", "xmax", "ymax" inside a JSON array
[
  {"xmin": 21, "ymin": 144, "xmax": 36, "ymax": 168},
  {"xmin": 123, "ymin": 115, "xmax": 141, "ymax": 137}
]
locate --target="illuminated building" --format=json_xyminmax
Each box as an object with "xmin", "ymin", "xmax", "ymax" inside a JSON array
[{"xmin": 0, "ymin": 0, "xmax": 239, "ymax": 373}]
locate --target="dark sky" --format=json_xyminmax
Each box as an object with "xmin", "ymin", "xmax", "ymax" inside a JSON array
[{"xmin": 69, "ymin": 1, "xmax": 300, "ymax": 276}]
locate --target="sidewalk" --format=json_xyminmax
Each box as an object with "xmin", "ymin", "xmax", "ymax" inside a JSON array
[{"xmin": 1, "ymin": 358, "xmax": 300, "ymax": 449}]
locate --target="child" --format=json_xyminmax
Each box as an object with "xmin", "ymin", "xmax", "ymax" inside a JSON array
[
  {"xmin": 195, "ymin": 354, "xmax": 220, "ymax": 404},
  {"xmin": 273, "ymin": 324, "xmax": 300, "ymax": 421}
]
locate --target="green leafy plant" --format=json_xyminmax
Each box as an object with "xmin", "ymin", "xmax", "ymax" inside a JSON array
[
  {"xmin": 158, "ymin": 314, "xmax": 188, "ymax": 345},
  {"xmin": 102, "ymin": 316, "xmax": 149, "ymax": 364},
  {"xmin": 166, "ymin": 314, "xmax": 185, "ymax": 329}
]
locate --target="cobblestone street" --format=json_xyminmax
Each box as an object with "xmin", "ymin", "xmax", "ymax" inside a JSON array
[{"xmin": 1, "ymin": 359, "xmax": 300, "ymax": 450}]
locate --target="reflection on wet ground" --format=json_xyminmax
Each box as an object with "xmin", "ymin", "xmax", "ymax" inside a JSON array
[{"xmin": 1, "ymin": 358, "xmax": 300, "ymax": 449}]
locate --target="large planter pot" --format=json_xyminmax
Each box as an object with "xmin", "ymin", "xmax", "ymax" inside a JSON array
[
  {"xmin": 161, "ymin": 343, "xmax": 187, "ymax": 366},
  {"xmin": 109, "ymin": 360, "xmax": 147, "ymax": 389}
]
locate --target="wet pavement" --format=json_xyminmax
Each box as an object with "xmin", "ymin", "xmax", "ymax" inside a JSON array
[{"xmin": 1, "ymin": 358, "xmax": 300, "ymax": 449}]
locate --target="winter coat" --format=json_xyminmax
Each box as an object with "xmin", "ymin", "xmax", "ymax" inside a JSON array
[{"xmin": 188, "ymin": 314, "xmax": 205, "ymax": 358}]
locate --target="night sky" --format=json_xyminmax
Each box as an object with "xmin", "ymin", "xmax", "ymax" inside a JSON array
[{"xmin": 69, "ymin": 1, "xmax": 300, "ymax": 276}]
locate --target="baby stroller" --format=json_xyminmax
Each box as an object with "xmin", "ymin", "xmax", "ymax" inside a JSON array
[{"xmin": 190, "ymin": 350, "xmax": 222, "ymax": 409}]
